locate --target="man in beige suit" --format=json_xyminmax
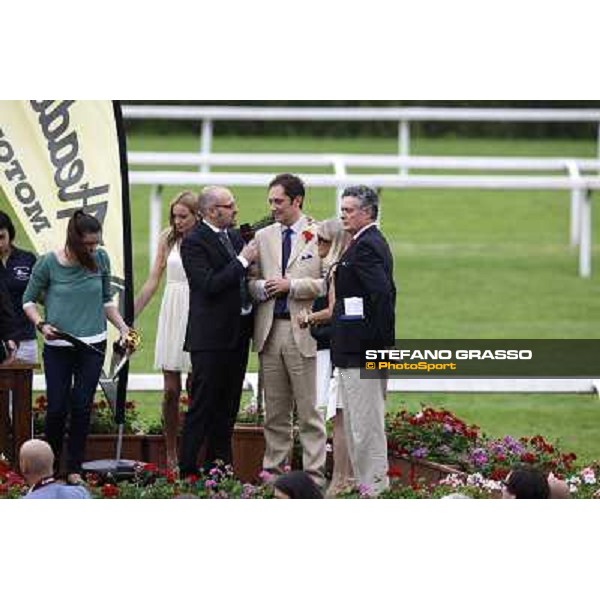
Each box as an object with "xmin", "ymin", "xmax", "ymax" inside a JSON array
[{"xmin": 248, "ymin": 173, "xmax": 327, "ymax": 486}]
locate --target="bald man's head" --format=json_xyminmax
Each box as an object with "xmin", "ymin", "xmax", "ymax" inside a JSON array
[
  {"xmin": 198, "ymin": 186, "xmax": 238, "ymax": 230},
  {"xmin": 19, "ymin": 439, "xmax": 54, "ymax": 484},
  {"xmin": 198, "ymin": 186, "xmax": 232, "ymax": 216}
]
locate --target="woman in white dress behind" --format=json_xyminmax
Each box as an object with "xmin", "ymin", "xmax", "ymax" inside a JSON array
[
  {"xmin": 134, "ymin": 191, "xmax": 200, "ymax": 468},
  {"xmin": 298, "ymin": 218, "xmax": 353, "ymax": 496}
]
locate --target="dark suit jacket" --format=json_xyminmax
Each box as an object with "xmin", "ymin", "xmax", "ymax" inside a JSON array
[
  {"xmin": 331, "ymin": 225, "xmax": 396, "ymax": 368},
  {"xmin": 0, "ymin": 278, "xmax": 17, "ymax": 342},
  {"xmin": 181, "ymin": 222, "xmax": 250, "ymax": 352}
]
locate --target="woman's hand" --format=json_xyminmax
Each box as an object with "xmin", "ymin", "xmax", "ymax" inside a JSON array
[
  {"xmin": 118, "ymin": 327, "xmax": 141, "ymax": 353},
  {"xmin": 40, "ymin": 323, "xmax": 60, "ymax": 341},
  {"xmin": 297, "ymin": 309, "xmax": 312, "ymax": 329}
]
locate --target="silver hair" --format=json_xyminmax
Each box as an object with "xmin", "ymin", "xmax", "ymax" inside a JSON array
[{"xmin": 341, "ymin": 185, "xmax": 379, "ymax": 220}]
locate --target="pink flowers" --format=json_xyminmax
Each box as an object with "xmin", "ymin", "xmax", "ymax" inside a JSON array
[{"xmin": 386, "ymin": 406, "xmax": 578, "ymax": 480}]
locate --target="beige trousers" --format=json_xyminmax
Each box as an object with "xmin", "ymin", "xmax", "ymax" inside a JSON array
[
  {"xmin": 260, "ymin": 320, "xmax": 327, "ymax": 484},
  {"xmin": 337, "ymin": 368, "xmax": 389, "ymax": 495}
]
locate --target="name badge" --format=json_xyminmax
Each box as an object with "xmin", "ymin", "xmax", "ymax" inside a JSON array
[{"xmin": 343, "ymin": 297, "xmax": 364, "ymax": 319}]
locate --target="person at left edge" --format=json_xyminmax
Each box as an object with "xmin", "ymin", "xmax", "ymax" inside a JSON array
[
  {"xmin": 22, "ymin": 210, "xmax": 130, "ymax": 485},
  {"xmin": 179, "ymin": 186, "xmax": 258, "ymax": 477},
  {"xmin": 0, "ymin": 211, "xmax": 37, "ymax": 363},
  {"xmin": 0, "ymin": 277, "xmax": 18, "ymax": 363}
]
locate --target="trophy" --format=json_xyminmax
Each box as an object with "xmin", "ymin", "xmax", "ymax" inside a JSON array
[{"xmin": 107, "ymin": 328, "xmax": 141, "ymax": 380}]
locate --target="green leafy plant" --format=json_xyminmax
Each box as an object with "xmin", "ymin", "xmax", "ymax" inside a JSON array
[
  {"xmin": 385, "ymin": 406, "xmax": 578, "ymax": 480},
  {"xmin": 86, "ymin": 461, "xmax": 274, "ymax": 499},
  {"xmin": 32, "ymin": 395, "xmax": 144, "ymax": 435}
]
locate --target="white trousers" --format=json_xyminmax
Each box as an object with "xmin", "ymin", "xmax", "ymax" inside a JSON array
[{"xmin": 337, "ymin": 368, "xmax": 389, "ymax": 494}]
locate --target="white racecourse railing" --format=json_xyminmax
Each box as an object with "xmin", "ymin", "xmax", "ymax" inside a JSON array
[
  {"xmin": 129, "ymin": 151, "xmax": 600, "ymax": 270},
  {"xmin": 32, "ymin": 373, "xmax": 600, "ymax": 395},
  {"xmin": 113, "ymin": 106, "xmax": 600, "ymax": 397},
  {"xmin": 122, "ymin": 104, "xmax": 600, "ymax": 177},
  {"xmin": 128, "ymin": 166, "xmax": 600, "ymax": 278}
]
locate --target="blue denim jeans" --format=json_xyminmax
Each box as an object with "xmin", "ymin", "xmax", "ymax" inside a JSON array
[{"xmin": 43, "ymin": 341, "xmax": 106, "ymax": 474}]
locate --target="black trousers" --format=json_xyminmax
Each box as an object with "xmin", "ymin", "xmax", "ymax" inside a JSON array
[{"xmin": 179, "ymin": 318, "xmax": 251, "ymax": 476}]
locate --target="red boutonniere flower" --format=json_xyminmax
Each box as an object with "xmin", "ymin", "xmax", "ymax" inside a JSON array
[{"xmin": 302, "ymin": 230, "xmax": 314, "ymax": 243}]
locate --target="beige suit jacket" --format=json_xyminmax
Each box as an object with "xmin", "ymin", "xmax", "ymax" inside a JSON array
[{"xmin": 248, "ymin": 215, "xmax": 324, "ymax": 357}]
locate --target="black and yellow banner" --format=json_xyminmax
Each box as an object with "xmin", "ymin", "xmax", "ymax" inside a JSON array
[{"xmin": 0, "ymin": 100, "xmax": 133, "ymax": 420}]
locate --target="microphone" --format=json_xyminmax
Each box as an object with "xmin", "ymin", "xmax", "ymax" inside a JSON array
[
  {"xmin": 239, "ymin": 223, "xmax": 254, "ymax": 243},
  {"xmin": 239, "ymin": 214, "xmax": 275, "ymax": 243}
]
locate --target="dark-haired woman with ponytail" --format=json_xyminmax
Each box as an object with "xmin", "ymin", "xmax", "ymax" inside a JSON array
[{"xmin": 23, "ymin": 210, "xmax": 130, "ymax": 484}]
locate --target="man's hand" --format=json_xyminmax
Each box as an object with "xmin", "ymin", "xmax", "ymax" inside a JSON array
[
  {"xmin": 264, "ymin": 277, "xmax": 290, "ymax": 298},
  {"xmin": 240, "ymin": 240, "xmax": 258, "ymax": 264},
  {"xmin": 1, "ymin": 340, "xmax": 18, "ymax": 365}
]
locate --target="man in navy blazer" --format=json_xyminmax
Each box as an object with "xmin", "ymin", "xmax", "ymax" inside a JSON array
[
  {"xmin": 179, "ymin": 186, "xmax": 257, "ymax": 476},
  {"xmin": 331, "ymin": 185, "xmax": 396, "ymax": 495}
]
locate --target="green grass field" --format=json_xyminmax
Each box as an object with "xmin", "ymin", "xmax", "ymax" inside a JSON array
[{"xmin": 2, "ymin": 132, "xmax": 600, "ymax": 463}]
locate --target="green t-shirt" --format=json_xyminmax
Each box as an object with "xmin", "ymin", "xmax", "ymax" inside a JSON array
[{"xmin": 23, "ymin": 248, "xmax": 113, "ymax": 343}]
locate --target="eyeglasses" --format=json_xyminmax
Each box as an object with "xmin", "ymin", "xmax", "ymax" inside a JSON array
[{"xmin": 215, "ymin": 203, "xmax": 236, "ymax": 210}]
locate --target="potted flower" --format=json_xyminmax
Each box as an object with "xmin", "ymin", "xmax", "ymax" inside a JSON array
[
  {"xmin": 232, "ymin": 398, "xmax": 266, "ymax": 483},
  {"xmin": 385, "ymin": 407, "xmax": 477, "ymax": 485},
  {"xmin": 385, "ymin": 405, "xmax": 580, "ymax": 488},
  {"xmin": 0, "ymin": 456, "xmax": 27, "ymax": 499},
  {"xmin": 85, "ymin": 461, "xmax": 274, "ymax": 499},
  {"xmin": 33, "ymin": 394, "xmax": 146, "ymax": 462}
]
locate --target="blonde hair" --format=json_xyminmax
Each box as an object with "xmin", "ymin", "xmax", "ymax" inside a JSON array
[
  {"xmin": 317, "ymin": 218, "xmax": 351, "ymax": 274},
  {"xmin": 165, "ymin": 190, "xmax": 200, "ymax": 248}
]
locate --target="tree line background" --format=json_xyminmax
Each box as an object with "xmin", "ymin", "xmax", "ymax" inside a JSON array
[{"xmin": 122, "ymin": 100, "xmax": 600, "ymax": 138}]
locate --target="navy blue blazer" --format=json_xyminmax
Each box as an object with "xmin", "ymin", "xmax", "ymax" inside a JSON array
[{"xmin": 330, "ymin": 226, "xmax": 396, "ymax": 368}]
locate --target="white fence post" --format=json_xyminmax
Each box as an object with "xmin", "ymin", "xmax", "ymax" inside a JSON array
[
  {"xmin": 579, "ymin": 189, "xmax": 592, "ymax": 278},
  {"xmin": 200, "ymin": 119, "xmax": 213, "ymax": 173},
  {"xmin": 333, "ymin": 156, "xmax": 347, "ymax": 216},
  {"xmin": 570, "ymin": 189, "xmax": 583, "ymax": 247},
  {"xmin": 398, "ymin": 120, "xmax": 410, "ymax": 177},
  {"xmin": 566, "ymin": 161, "xmax": 582, "ymax": 247},
  {"xmin": 149, "ymin": 185, "xmax": 163, "ymax": 270}
]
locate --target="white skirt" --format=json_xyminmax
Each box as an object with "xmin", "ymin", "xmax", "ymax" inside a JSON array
[
  {"xmin": 154, "ymin": 282, "xmax": 191, "ymax": 372},
  {"xmin": 316, "ymin": 349, "xmax": 340, "ymax": 420}
]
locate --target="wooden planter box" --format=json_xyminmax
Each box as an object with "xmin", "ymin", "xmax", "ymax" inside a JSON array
[
  {"xmin": 142, "ymin": 434, "xmax": 171, "ymax": 468},
  {"xmin": 388, "ymin": 454, "xmax": 464, "ymax": 486},
  {"xmin": 83, "ymin": 425, "xmax": 267, "ymax": 483},
  {"xmin": 84, "ymin": 434, "xmax": 146, "ymax": 463},
  {"xmin": 231, "ymin": 424, "xmax": 265, "ymax": 483}
]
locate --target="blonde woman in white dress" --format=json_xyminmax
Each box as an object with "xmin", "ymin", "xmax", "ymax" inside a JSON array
[
  {"xmin": 134, "ymin": 191, "xmax": 200, "ymax": 468},
  {"xmin": 298, "ymin": 218, "xmax": 353, "ymax": 496}
]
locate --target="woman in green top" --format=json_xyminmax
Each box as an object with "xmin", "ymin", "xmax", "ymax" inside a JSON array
[{"xmin": 23, "ymin": 210, "xmax": 130, "ymax": 484}]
